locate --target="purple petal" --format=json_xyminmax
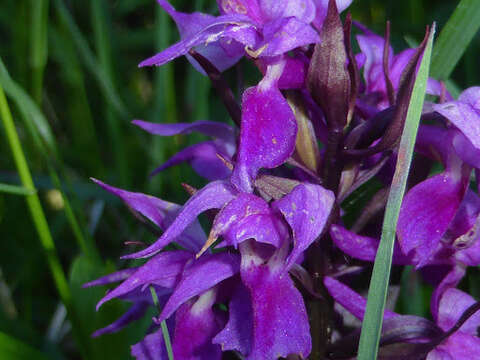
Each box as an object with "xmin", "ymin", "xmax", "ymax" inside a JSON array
[
  {"xmin": 217, "ymin": 0, "xmax": 264, "ymax": 24},
  {"xmin": 272, "ymin": 183, "xmax": 335, "ymax": 269},
  {"xmin": 153, "ymin": 1, "xmax": 255, "ymax": 71},
  {"xmin": 260, "ymin": 0, "xmax": 316, "ymax": 23},
  {"xmin": 212, "ymin": 284, "xmax": 252, "ymax": 354},
  {"xmin": 83, "ymin": 268, "xmax": 137, "ymax": 288},
  {"xmin": 172, "ymin": 289, "xmax": 222, "ymax": 360},
  {"xmin": 258, "ymin": 17, "xmax": 319, "ymax": 57},
  {"xmin": 150, "ymin": 141, "xmax": 233, "ymax": 181},
  {"xmin": 431, "ymin": 265, "xmax": 466, "ymax": 322},
  {"xmin": 258, "ymin": 55, "xmax": 308, "ymax": 89},
  {"xmin": 324, "ymin": 276, "xmax": 397, "ymax": 320},
  {"xmin": 139, "ymin": 13, "xmax": 258, "ymax": 69},
  {"xmin": 239, "ymin": 241, "xmax": 311, "ymax": 359},
  {"xmin": 312, "ymin": 0, "xmax": 353, "ymax": 30},
  {"xmin": 397, "ymin": 168, "xmax": 469, "ymax": 268},
  {"xmin": 430, "ymin": 332, "xmax": 480, "ymax": 360},
  {"xmin": 132, "ymin": 119, "xmax": 236, "ymax": 144},
  {"xmin": 93, "ymin": 302, "xmax": 148, "ymax": 337},
  {"xmin": 96, "ymin": 251, "xmax": 192, "ymax": 310},
  {"xmin": 330, "ymin": 225, "xmax": 411, "ymax": 265},
  {"xmin": 231, "ymin": 61, "xmax": 297, "ymax": 192},
  {"xmin": 434, "ymin": 87, "xmax": 480, "ymax": 149},
  {"xmin": 452, "ymin": 130, "xmax": 480, "ymax": 169},
  {"xmin": 131, "ymin": 328, "xmax": 168, "ymax": 360},
  {"xmin": 356, "ymin": 32, "xmax": 392, "ymax": 94},
  {"xmin": 123, "ymin": 181, "xmax": 237, "ymax": 259},
  {"xmin": 159, "ymin": 252, "xmax": 240, "ymax": 321},
  {"xmin": 92, "ymin": 179, "xmax": 206, "ymax": 252},
  {"xmin": 437, "ymin": 288, "xmax": 480, "ymax": 334},
  {"xmin": 211, "ymin": 193, "xmax": 288, "ymax": 248}
]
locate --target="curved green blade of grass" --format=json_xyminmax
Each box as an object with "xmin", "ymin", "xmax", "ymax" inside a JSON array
[
  {"xmin": 0, "ymin": 82, "xmax": 91, "ymax": 358},
  {"xmin": 357, "ymin": 25, "xmax": 435, "ymax": 360},
  {"xmin": 0, "ymin": 58, "xmax": 56, "ymax": 156},
  {"xmin": 430, "ymin": 0, "xmax": 480, "ymax": 80},
  {"xmin": 150, "ymin": 286, "xmax": 174, "ymax": 360},
  {"xmin": 0, "ymin": 56, "xmax": 100, "ymax": 263},
  {"xmin": 0, "ymin": 183, "xmax": 36, "ymax": 196}
]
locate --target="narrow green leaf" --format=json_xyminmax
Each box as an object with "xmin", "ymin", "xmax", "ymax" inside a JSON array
[
  {"xmin": 357, "ymin": 25, "xmax": 435, "ymax": 360},
  {"xmin": 0, "ymin": 81, "xmax": 91, "ymax": 358},
  {"xmin": 150, "ymin": 286, "xmax": 174, "ymax": 360},
  {"xmin": 0, "ymin": 183, "xmax": 35, "ymax": 196},
  {"xmin": 0, "ymin": 58, "xmax": 56, "ymax": 155},
  {"xmin": 431, "ymin": 0, "xmax": 480, "ymax": 80},
  {"xmin": 0, "ymin": 332, "xmax": 49, "ymax": 360}
]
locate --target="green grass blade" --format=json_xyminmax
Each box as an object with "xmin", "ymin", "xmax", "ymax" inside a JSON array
[
  {"xmin": 0, "ymin": 183, "xmax": 36, "ymax": 196},
  {"xmin": 0, "ymin": 332, "xmax": 50, "ymax": 360},
  {"xmin": 30, "ymin": 0, "xmax": 49, "ymax": 104},
  {"xmin": 430, "ymin": 0, "xmax": 480, "ymax": 80},
  {"xmin": 0, "ymin": 56, "xmax": 100, "ymax": 263},
  {"xmin": 150, "ymin": 286, "xmax": 174, "ymax": 360},
  {"xmin": 0, "ymin": 82, "xmax": 91, "ymax": 358},
  {"xmin": 0, "ymin": 58, "xmax": 56, "ymax": 156},
  {"xmin": 52, "ymin": 0, "xmax": 130, "ymax": 119},
  {"xmin": 357, "ymin": 25, "xmax": 435, "ymax": 360}
]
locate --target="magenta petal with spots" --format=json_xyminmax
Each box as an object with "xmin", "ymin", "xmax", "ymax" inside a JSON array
[
  {"xmin": 149, "ymin": 141, "xmax": 233, "ymax": 181},
  {"xmin": 272, "ymin": 183, "xmax": 335, "ymax": 269},
  {"xmin": 92, "ymin": 179, "xmax": 206, "ymax": 252},
  {"xmin": 260, "ymin": 0, "xmax": 316, "ymax": 23},
  {"xmin": 172, "ymin": 290, "xmax": 223, "ymax": 360},
  {"xmin": 159, "ymin": 252, "xmax": 240, "ymax": 322},
  {"xmin": 211, "ymin": 193, "xmax": 288, "ymax": 248},
  {"xmin": 238, "ymin": 241, "xmax": 311, "ymax": 359},
  {"xmin": 259, "ymin": 17, "xmax": 319, "ymax": 57},
  {"xmin": 231, "ymin": 63, "xmax": 297, "ymax": 192},
  {"xmin": 397, "ymin": 169, "xmax": 469, "ymax": 268},
  {"xmin": 122, "ymin": 181, "xmax": 237, "ymax": 259},
  {"xmin": 323, "ymin": 276, "xmax": 397, "ymax": 320},
  {"xmin": 330, "ymin": 225, "xmax": 411, "ymax": 265},
  {"xmin": 139, "ymin": 12, "xmax": 258, "ymax": 69}
]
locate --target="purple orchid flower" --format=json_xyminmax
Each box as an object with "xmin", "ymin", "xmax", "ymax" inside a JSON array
[
  {"xmin": 355, "ymin": 24, "xmax": 443, "ymax": 112},
  {"xmin": 140, "ymin": 0, "xmax": 322, "ymax": 71}
]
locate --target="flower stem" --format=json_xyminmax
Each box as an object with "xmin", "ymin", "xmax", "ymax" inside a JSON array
[{"xmin": 0, "ymin": 84, "xmax": 90, "ymax": 357}]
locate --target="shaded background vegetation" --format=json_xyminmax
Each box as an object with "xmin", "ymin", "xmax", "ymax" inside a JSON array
[{"xmin": 0, "ymin": 0, "xmax": 478, "ymax": 358}]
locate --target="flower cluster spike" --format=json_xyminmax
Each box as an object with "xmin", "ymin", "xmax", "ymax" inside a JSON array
[{"xmin": 86, "ymin": 1, "xmax": 480, "ymax": 359}]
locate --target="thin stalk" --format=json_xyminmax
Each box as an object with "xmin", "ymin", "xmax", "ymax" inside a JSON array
[
  {"xmin": 150, "ymin": 286, "xmax": 174, "ymax": 360},
  {"xmin": 0, "ymin": 183, "xmax": 35, "ymax": 196},
  {"xmin": 30, "ymin": 0, "xmax": 49, "ymax": 104},
  {"xmin": 0, "ymin": 84, "xmax": 91, "ymax": 358}
]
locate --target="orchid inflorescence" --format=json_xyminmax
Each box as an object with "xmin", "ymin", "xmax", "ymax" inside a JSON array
[{"xmin": 84, "ymin": 0, "xmax": 480, "ymax": 359}]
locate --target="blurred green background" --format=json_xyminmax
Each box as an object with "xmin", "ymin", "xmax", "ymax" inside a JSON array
[{"xmin": 0, "ymin": 0, "xmax": 478, "ymax": 358}]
